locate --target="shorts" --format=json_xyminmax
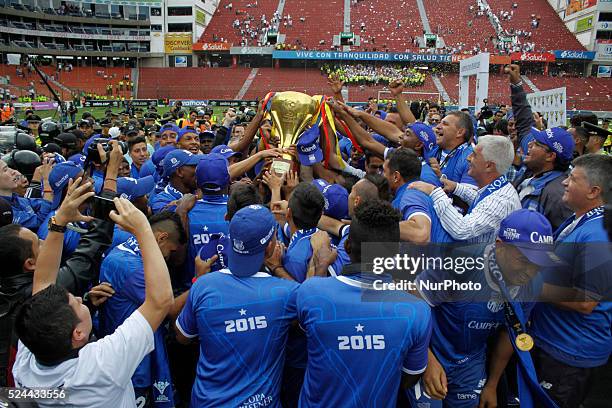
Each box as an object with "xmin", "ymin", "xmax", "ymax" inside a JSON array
[{"xmin": 406, "ymin": 355, "xmax": 487, "ymax": 408}]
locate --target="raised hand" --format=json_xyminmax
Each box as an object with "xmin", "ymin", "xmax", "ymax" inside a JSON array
[
  {"xmin": 327, "ymin": 74, "xmax": 344, "ymax": 95},
  {"xmin": 388, "ymin": 79, "xmax": 405, "ymax": 98},
  {"xmin": 504, "ymin": 64, "xmax": 521, "ymax": 85},
  {"xmin": 109, "ymin": 197, "xmax": 150, "ymax": 236},
  {"xmin": 54, "ymin": 177, "xmax": 95, "ymax": 225}
]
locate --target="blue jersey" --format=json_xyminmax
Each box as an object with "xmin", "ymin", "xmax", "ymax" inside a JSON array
[
  {"xmin": 416, "ymin": 245, "xmax": 540, "ymax": 368},
  {"xmin": 420, "ymin": 163, "xmax": 442, "ymax": 187},
  {"xmin": 186, "ymin": 195, "xmax": 229, "ymax": 284},
  {"xmin": 2, "ymin": 193, "xmax": 52, "ymax": 231},
  {"xmin": 283, "ymin": 228, "xmax": 317, "ymax": 283},
  {"xmin": 531, "ymin": 209, "xmax": 612, "ymax": 368},
  {"xmin": 149, "ymin": 184, "xmax": 184, "ymax": 214},
  {"xmin": 98, "ymin": 237, "xmax": 166, "ymax": 389},
  {"xmin": 297, "ymin": 271, "xmax": 432, "ymax": 408},
  {"xmin": 430, "ymin": 143, "xmax": 476, "ymax": 185},
  {"xmin": 38, "ymin": 210, "xmax": 84, "ymax": 257},
  {"xmin": 176, "ymin": 269, "xmax": 299, "ymax": 408},
  {"xmin": 392, "ymin": 183, "xmax": 455, "ymax": 243},
  {"xmin": 129, "ymin": 163, "xmax": 142, "ymax": 179}
]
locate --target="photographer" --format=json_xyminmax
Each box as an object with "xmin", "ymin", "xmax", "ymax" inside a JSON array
[
  {"xmin": 0, "ymin": 169, "xmax": 117, "ymax": 387},
  {"xmin": 12, "ymin": 195, "xmax": 173, "ymax": 407}
]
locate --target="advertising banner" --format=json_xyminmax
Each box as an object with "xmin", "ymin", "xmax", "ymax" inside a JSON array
[
  {"xmin": 510, "ymin": 52, "xmax": 556, "ymax": 62},
  {"xmin": 272, "ymin": 50, "xmax": 452, "ymax": 63},
  {"xmin": 164, "ymin": 33, "xmax": 193, "ymax": 54},
  {"xmin": 553, "ymin": 50, "xmax": 596, "ymax": 60}
]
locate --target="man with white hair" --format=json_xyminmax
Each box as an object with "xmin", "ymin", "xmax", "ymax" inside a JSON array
[{"xmin": 410, "ymin": 135, "xmax": 521, "ymax": 243}]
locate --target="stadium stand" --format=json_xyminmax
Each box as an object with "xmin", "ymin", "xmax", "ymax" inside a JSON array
[
  {"xmin": 243, "ymin": 67, "xmax": 330, "ymax": 99},
  {"xmin": 350, "ymin": 0, "xmax": 423, "ymax": 52},
  {"xmin": 196, "ymin": 0, "xmax": 280, "ymax": 46},
  {"xmin": 527, "ymin": 74, "xmax": 611, "ymax": 112},
  {"xmin": 138, "ymin": 67, "xmax": 253, "ymax": 99},
  {"xmin": 424, "ymin": 0, "xmax": 497, "ymax": 53},
  {"xmin": 281, "ymin": 0, "xmax": 344, "ymax": 50},
  {"xmin": 487, "ymin": 0, "xmax": 585, "ymax": 51}
]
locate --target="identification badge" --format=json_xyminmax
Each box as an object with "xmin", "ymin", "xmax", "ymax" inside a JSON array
[{"xmin": 515, "ymin": 333, "xmax": 534, "ymax": 351}]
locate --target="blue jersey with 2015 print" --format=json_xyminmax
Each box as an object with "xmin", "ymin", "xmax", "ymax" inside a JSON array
[
  {"xmin": 297, "ymin": 274, "xmax": 432, "ymax": 408},
  {"xmin": 186, "ymin": 195, "xmax": 229, "ymax": 286},
  {"xmin": 176, "ymin": 270, "xmax": 299, "ymax": 408}
]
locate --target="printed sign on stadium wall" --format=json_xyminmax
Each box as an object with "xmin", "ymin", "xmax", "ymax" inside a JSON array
[
  {"xmin": 566, "ymin": 0, "xmax": 597, "ymax": 15},
  {"xmin": 164, "ymin": 33, "xmax": 193, "ymax": 54},
  {"xmin": 576, "ymin": 15, "xmax": 594, "ymax": 32},
  {"xmin": 526, "ymin": 87, "xmax": 567, "ymax": 128},
  {"xmin": 510, "ymin": 52, "xmax": 556, "ymax": 62},
  {"xmin": 272, "ymin": 50, "xmax": 452, "ymax": 63}
]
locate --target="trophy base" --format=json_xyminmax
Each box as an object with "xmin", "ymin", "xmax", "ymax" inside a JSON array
[{"xmin": 271, "ymin": 158, "xmax": 292, "ymax": 175}]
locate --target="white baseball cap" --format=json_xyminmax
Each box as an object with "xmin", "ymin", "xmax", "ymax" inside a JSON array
[{"xmin": 108, "ymin": 126, "xmax": 121, "ymax": 139}]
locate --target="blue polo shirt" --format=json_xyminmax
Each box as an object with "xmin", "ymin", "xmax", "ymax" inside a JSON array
[
  {"xmin": 430, "ymin": 143, "xmax": 476, "ymax": 185},
  {"xmin": 531, "ymin": 208, "xmax": 612, "ymax": 368}
]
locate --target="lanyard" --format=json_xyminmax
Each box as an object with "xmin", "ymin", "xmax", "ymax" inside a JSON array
[
  {"xmin": 487, "ymin": 250, "xmax": 560, "ymax": 408},
  {"xmin": 553, "ymin": 206, "xmax": 604, "ymax": 241},
  {"xmin": 435, "ymin": 143, "xmax": 466, "ymax": 170}
]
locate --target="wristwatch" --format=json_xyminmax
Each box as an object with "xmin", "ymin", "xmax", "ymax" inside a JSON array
[{"xmin": 48, "ymin": 216, "xmax": 67, "ymax": 233}]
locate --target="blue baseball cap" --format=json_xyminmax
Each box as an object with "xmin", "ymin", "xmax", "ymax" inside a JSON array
[
  {"xmin": 160, "ymin": 123, "xmax": 180, "ymax": 134},
  {"xmin": 162, "ymin": 149, "xmax": 202, "ymax": 178},
  {"xmin": 152, "ymin": 145, "xmax": 176, "ymax": 175},
  {"xmin": 312, "ymin": 179, "xmax": 349, "ymax": 220},
  {"xmin": 531, "ymin": 127, "xmax": 575, "ymax": 162},
  {"xmin": 48, "ymin": 161, "xmax": 83, "ymax": 209},
  {"xmin": 498, "ymin": 209, "xmax": 561, "ymax": 267},
  {"xmin": 296, "ymin": 126, "xmax": 323, "ymax": 165},
  {"xmin": 211, "ymin": 144, "xmax": 243, "ymax": 160},
  {"xmin": 375, "ymin": 110, "xmax": 387, "ymax": 120},
  {"xmin": 82, "ymin": 135, "xmax": 100, "ymax": 155},
  {"xmin": 117, "ymin": 176, "xmax": 155, "ymax": 200},
  {"xmin": 408, "ymin": 122, "xmax": 437, "ymax": 152},
  {"xmin": 196, "ymin": 153, "xmax": 230, "ymax": 191},
  {"xmin": 176, "ymin": 127, "xmax": 198, "ymax": 143},
  {"xmin": 67, "ymin": 153, "xmax": 86, "ymax": 167},
  {"xmin": 197, "ymin": 233, "xmax": 229, "ymax": 272},
  {"xmin": 228, "ymin": 205, "xmax": 276, "ymax": 277}
]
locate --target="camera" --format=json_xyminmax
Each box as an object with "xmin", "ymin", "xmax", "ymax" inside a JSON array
[{"xmin": 86, "ymin": 138, "xmax": 128, "ymax": 164}]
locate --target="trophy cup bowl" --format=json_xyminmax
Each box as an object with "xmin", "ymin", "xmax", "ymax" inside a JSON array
[{"xmin": 269, "ymin": 91, "xmax": 321, "ymax": 174}]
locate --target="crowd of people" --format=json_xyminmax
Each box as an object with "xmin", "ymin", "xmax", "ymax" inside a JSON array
[
  {"xmin": 322, "ymin": 64, "xmax": 427, "ymax": 87},
  {"xmin": 0, "ymin": 63, "xmax": 610, "ymax": 408}
]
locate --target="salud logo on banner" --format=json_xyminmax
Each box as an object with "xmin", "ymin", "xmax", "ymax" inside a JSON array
[
  {"xmin": 553, "ymin": 50, "xmax": 596, "ymax": 60},
  {"xmin": 511, "ymin": 52, "xmax": 556, "ymax": 62}
]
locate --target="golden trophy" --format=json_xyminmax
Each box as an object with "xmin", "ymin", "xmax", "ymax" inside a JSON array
[{"xmin": 268, "ymin": 91, "xmax": 321, "ymax": 174}]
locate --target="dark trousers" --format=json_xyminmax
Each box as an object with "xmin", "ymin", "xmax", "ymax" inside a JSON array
[{"xmin": 533, "ymin": 347, "xmax": 594, "ymax": 408}]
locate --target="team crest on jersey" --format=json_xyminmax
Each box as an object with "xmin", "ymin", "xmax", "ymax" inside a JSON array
[
  {"xmin": 153, "ymin": 380, "xmax": 170, "ymax": 395},
  {"xmin": 487, "ymin": 300, "xmax": 504, "ymax": 313}
]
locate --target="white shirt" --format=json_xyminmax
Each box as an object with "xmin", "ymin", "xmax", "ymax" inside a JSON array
[
  {"xmin": 430, "ymin": 180, "xmax": 521, "ymax": 243},
  {"xmin": 13, "ymin": 310, "xmax": 154, "ymax": 408}
]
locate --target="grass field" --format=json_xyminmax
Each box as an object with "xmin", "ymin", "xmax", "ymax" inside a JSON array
[{"xmin": 17, "ymin": 106, "xmax": 231, "ymax": 122}]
